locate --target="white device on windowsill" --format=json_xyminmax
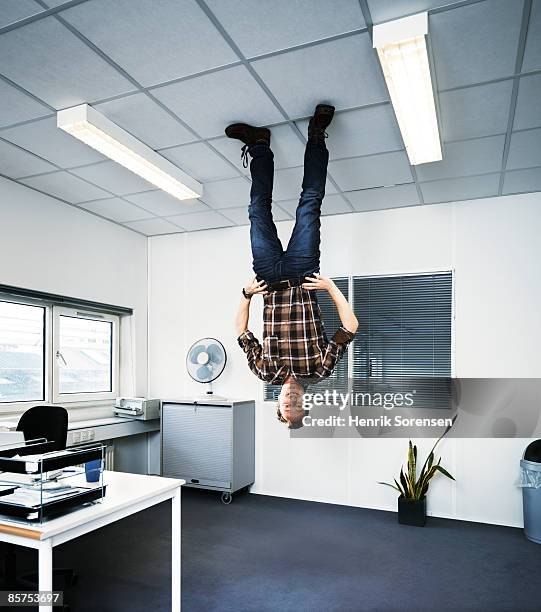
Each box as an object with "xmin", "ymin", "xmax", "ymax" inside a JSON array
[{"xmin": 114, "ymin": 398, "xmax": 160, "ymax": 420}]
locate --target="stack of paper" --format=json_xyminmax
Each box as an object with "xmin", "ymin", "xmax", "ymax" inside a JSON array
[{"xmin": 1, "ymin": 486, "xmax": 85, "ymax": 508}]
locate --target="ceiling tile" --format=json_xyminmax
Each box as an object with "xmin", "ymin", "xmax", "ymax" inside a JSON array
[
  {"xmin": 513, "ymin": 74, "xmax": 541, "ymax": 131},
  {"xmin": 279, "ymin": 194, "xmax": 352, "ymax": 217},
  {"xmin": 502, "ymin": 167, "xmax": 541, "ymax": 195},
  {"xmin": 206, "ymin": 136, "xmax": 250, "ymax": 177},
  {"xmin": 273, "ymin": 166, "xmax": 337, "ymax": 201},
  {"xmin": 430, "ymin": 0, "xmax": 523, "ymax": 89},
  {"xmin": 0, "ymin": 17, "xmax": 134, "ymax": 109},
  {"xmin": 95, "ymin": 93, "xmax": 196, "ymax": 149},
  {"xmin": 522, "ymin": 0, "xmax": 541, "ymax": 72},
  {"xmin": 264, "ymin": 124, "xmax": 307, "ymax": 170},
  {"xmin": 439, "ymin": 80, "xmax": 512, "ymax": 141},
  {"xmin": 346, "ymin": 184, "xmax": 420, "ymax": 211},
  {"xmin": 201, "ymin": 176, "xmax": 251, "ymax": 209},
  {"xmin": 123, "ymin": 217, "xmax": 180, "ymax": 236},
  {"xmin": 0, "ymin": 139, "xmax": 56, "ymax": 178},
  {"xmin": 20, "ymin": 171, "xmax": 110, "ymax": 203},
  {"xmin": 420, "ymin": 173, "xmax": 500, "ymax": 204},
  {"xmin": 205, "ymin": 0, "xmax": 365, "ymax": 57},
  {"xmin": 0, "ymin": 79, "xmax": 50, "ymax": 128},
  {"xmin": 367, "ymin": 0, "xmax": 449, "ymax": 24},
  {"xmin": 297, "ymin": 104, "xmax": 403, "ymax": 159},
  {"xmin": 219, "ymin": 207, "xmax": 250, "ymax": 226},
  {"xmin": 275, "ymin": 199, "xmax": 300, "ymax": 217},
  {"xmin": 152, "ymin": 65, "xmax": 283, "ymax": 139},
  {"xmin": 506, "ymin": 128, "xmax": 541, "ymax": 170},
  {"xmin": 329, "ymin": 151, "xmax": 413, "ymax": 191},
  {"xmin": 0, "ymin": 0, "xmax": 43, "ymax": 27},
  {"xmin": 124, "ymin": 190, "xmax": 209, "ymax": 217},
  {"xmin": 167, "ymin": 210, "xmax": 234, "ymax": 232},
  {"xmin": 415, "ymin": 135, "xmax": 505, "ymax": 182},
  {"xmin": 77, "ymin": 197, "xmax": 153, "ymax": 222},
  {"xmin": 160, "ymin": 142, "xmax": 239, "ymax": 183},
  {"xmin": 251, "ymin": 34, "xmax": 388, "ymax": 119},
  {"xmin": 1, "ymin": 116, "xmax": 105, "ymax": 167},
  {"xmin": 61, "ymin": 0, "xmax": 238, "ymax": 87},
  {"xmin": 313, "ymin": 193, "xmax": 351, "ymax": 216},
  {"xmin": 222, "ymin": 204, "xmax": 291, "ymax": 226},
  {"xmin": 70, "ymin": 161, "xmax": 155, "ymax": 195},
  {"xmin": 273, "ymin": 203, "xmax": 295, "ymax": 220},
  {"xmin": 41, "ymin": 1, "xmax": 71, "ymax": 7}
]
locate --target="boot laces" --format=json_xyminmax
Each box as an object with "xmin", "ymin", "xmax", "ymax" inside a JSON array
[
  {"xmin": 309, "ymin": 117, "xmax": 329, "ymax": 140},
  {"xmin": 241, "ymin": 144, "xmax": 249, "ymax": 168}
]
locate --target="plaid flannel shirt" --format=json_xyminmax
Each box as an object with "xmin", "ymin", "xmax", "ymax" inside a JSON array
[{"xmin": 237, "ymin": 286, "xmax": 355, "ymax": 386}]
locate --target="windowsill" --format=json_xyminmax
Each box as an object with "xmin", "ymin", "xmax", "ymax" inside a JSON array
[{"xmin": 0, "ymin": 400, "xmax": 116, "ymax": 422}]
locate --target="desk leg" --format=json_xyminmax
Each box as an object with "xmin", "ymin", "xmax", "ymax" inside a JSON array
[
  {"xmin": 38, "ymin": 540, "xmax": 53, "ymax": 612},
  {"xmin": 172, "ymin": 486, "xmax": 181, "ymax": 612}
]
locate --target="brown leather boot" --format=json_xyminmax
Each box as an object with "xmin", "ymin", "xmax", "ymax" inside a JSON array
[
  {"xmin": 308, "ymin": 104, "xmax": 335, "ymax": 141},
  {"xmin": 225, "ymin": 123, "xmax": 271, "ymax": 147}
]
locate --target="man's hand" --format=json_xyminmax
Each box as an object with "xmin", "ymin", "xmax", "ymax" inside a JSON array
[
  {"xmin": 301, "ymin": 273, "xmax": 335, "ymax": 292},
  {"xmin": 303, "ymin": 273, "xmax": 358, "ymax": 334},
  {"xmin": 244, "ymin": 277, "xmax": 268, "ymax": 298}
]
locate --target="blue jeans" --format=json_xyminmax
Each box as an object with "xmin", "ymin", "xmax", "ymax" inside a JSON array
[{"xmin": 248, "ymin": 139, "xmax": 329, "ymax": 283}]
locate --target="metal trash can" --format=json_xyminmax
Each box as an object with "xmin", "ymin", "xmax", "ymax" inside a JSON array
[{"xmin": 520, "ymin": 440, "xmax": 541, "ymax": 544}]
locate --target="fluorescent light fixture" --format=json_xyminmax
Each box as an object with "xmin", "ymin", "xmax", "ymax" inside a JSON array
[
  {"xmin": 373, "ymin": 13, "xmax": 442, "ymax": 165},
  {"xmin": 57, "ymin": 104, "xmax": 202, "ymax": 201}
]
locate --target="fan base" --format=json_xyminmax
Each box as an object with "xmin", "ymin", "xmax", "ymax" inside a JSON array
[{"xmin": 197, "ymin": 392, "xmax": 228, "ymax": 402}]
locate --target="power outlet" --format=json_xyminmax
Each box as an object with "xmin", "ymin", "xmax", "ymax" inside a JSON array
[{"xmin": 78, "ymin": 429, "xmax": 95, "ymax": 442}]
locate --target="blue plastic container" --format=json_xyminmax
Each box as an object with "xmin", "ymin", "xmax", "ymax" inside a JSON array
[{"xmin": 85, "ymin": 459, "xmax": 102, "ymax": 483}]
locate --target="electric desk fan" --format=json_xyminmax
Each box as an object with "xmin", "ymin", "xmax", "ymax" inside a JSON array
[{"xmin": 186, "ymin": 338, "xmax": 227, "ymax": 398}]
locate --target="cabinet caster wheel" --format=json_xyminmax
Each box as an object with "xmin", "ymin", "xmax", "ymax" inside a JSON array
[{"xmin": 221, "ymin": 492, "xmax": 232, "ymax": 505}]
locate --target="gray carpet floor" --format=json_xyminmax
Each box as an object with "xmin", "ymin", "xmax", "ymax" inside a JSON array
[{"xmin": 5, "ymin": 487, "xmax": 539, "ymax": 611}]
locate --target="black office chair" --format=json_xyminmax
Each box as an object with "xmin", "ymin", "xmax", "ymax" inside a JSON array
[
  {"xmin": 3, "ymin": 406, "xmax": 77, "ymax": 599},
  {"xmin": 16, "ymin": 405, "xmax": 68, "ymax": 451}
]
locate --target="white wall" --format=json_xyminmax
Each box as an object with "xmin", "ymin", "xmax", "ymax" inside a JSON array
[
  {"xmin": 148, "ymin": 191, "xmax": 541, "ymax": 527},
  {"xmin": 0, "ymin": 177, "xmax": 149, "ymax": 406}
]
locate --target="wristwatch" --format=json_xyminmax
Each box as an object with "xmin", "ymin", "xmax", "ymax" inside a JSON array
[{"xmin": 242, "ymin": 288, "xmax": 252, "ymax": 299}]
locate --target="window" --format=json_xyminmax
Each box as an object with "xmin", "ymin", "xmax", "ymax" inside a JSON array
[
  {"xmin": 353, "ymin": 272, "xmax": 453, "ymax": 407},
  {"xmin": 0, "ymin": 301, "xmax": 45, "ymax": 404},
  {"xmin": 0, "ymin": 294, "xmax": 120, "ymax": 408},
  {"xmin": 264, "ymin": 278, "xmax": 349, "ymax": 400},
  {"xmin": 53, "ymin": 308, "xmax": 118, "ymax": 402}
]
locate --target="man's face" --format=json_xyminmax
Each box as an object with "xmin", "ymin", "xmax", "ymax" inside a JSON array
[{"xmin": 278, "ymin": 378, "xmax": 305, "ymax": 426}]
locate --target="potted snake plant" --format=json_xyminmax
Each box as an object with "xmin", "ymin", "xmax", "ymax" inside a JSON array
[{"xmin": 379, "ymin": 418, "xmax": 456, "ymax": 526}]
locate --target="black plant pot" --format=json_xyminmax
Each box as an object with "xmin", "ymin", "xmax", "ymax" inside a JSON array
[{"xmin": 398, "ymin": 496, "xmax": 427, "ymax": 527}]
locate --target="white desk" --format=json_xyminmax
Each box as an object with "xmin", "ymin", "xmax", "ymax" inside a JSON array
[{"xmin": 0, "ymin": 471, "xmax": 184, "ymax": 611}]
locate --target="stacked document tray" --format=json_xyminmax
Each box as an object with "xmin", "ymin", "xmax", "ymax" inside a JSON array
[{"xmin": 0, "ymin": 441, "xmax": 106, "ymax": 522}]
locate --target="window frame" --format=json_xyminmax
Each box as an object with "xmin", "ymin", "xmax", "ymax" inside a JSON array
[
  {"xmin": 52, "ymin": 306, "xmax": 119, "ymax": 404},
  {"xmin": 0, "ymin": 295, "xmax": 122, "ymax": 414},
  {"xmin": 351, "ymin": 270, "xmax": 455, "ymax": 412},
  {"xmin": 0, "ymin": 295, "xmax": 50, "ymax": 408}
]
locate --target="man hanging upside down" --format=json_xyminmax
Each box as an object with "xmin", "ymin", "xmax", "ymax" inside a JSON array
[{"xmin": 227, "ymin": 104, "xmax": 358, "ymax": 429}]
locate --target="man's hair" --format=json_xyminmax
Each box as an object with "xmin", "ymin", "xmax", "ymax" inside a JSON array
[{"xmin": 275, "ymin": 404, "xmax": 307, "ymax": 430}]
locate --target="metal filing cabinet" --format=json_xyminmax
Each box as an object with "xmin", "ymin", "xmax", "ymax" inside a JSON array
[{"xmin": 161, "ymin": 399, "xmax": 255, "ymax": 503}]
